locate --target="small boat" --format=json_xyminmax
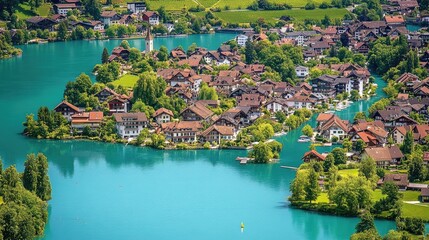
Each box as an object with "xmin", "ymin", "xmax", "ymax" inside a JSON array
[{"xmin": 297, "ymin": 135, "xmax": 311, "ymax": 143}]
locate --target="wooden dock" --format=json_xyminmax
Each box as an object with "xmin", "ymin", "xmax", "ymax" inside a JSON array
[
  {"xmin": 280, "ymin": 166, "xmax": 298, "ymax": 170},
  {"xmin": 236, "ymin": 157, "xmax": 254, "ymax": 164}
]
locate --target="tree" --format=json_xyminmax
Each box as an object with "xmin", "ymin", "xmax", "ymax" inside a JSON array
[
  {"xmin": 355, "ymin": 139, "xmax": 366, "ymax": 153},
  {"xmin": 401, "ymin": 130, "xmax": 414, "ymax": 155},
  {"xmin": 289, "ymin": 170, "xmax": 308, "ymax": 201},
  {"xmin": 96, "ymin": 65, "xmax": 114, "ymax": 84},
  {"xmin": 245, "ymin": 40, "xmax": 256, "ymax": 64},
  {"xmin": 359, "ymin": 157, "xmax": 376, "ymax": 181},
  {"xmin": 23, "ymin": 154, "xmax": 38, "ymax": 194},
  {"xmin": 342, "ymin": 138, "xmax": 352, "ymax": 152},
  {"xmin": 101, "ymin": 48, "xmax": 109, "ymax": 64},
  {"xmin": 331, "ymin": 147, "xmax": 346, "ymax": 165},
  {"xmin": 355, "ymin": 211, "xmax": 376, "ymax": 233},
  {"xmin": 350, "ymin": 229, "xmax": 381, "ymax": 240},
  {"xmin": 128, "ymin": 48, "xmax": 142, "ymax": 62},
  {"xmin": 157, "ymin": 46, "xmax": 168, "ymax": 61},
  {"xmin": 198, "ymin": 82, "xmax": 218, "ymax": 100},
  {"xmin": 84, "ymin": 0, "xmax": 101, "ymax": 19},
  {"xmin": 323, "ymin": 153, "xmax": 335, "ymax": 172},
  {"xmin": 408, "ymin": 152, "xmax": 424, "ymax": 182},
  {"xmin": 35, "ymin": 153, "xmax": 51, "ymax": 201},
  {"xmin": 57, "ymin": 21, "xmax": 68, "ymax": 41},
  {"xmin": 382, "ymin": 181, "xmax": 399, "ymax": 203},
  {"xmin": 120, "ymin": 40, "xmax": 130, "ymax": 49},
  {"xmin": 275, "ymin": 111, "xmax": 286, "ymax": 123},
  {"xmin": 133, "ymin": 72, "xmax": 167, "ymax": 107},
  {"xmin": 350, "ymin": 90, "xmax": 360, "ymax": 101},
  {"xmin": 301, "ymin": 124, "xmax": 313, "ymax": 137},
  {"xmin": 305, "ymin": 168, "xmax": 320, "ymax": 203},
  {"xmin": 251, "ymin": 142, "xmax": 273, "ymax": 163}
]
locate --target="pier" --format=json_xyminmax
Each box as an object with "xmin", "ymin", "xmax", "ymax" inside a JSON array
[
  {"xmin": 236, "ymin": 157, "xmax": 255, "ymax": 164},
  {"xmin": 280, "ymin": 166, "xmax": 298, "ymax": 170}
]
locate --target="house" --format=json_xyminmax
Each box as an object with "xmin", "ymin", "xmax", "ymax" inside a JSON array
[
  {"xmin": 100, "ymin": 11, "xmax": 121, "ymax": 26},
  {"xmin": 170, "ymin": 48, "xmax": 187, "ymax": 60},
  {"xmin": 53, "ymin": 3, "xmax": 78, "ymax": 15},
  {"xmin": 153, "ymin": 108, "xmax": 174, "ymax": 124},
  {"xmin": 180, "ymin": 103, "xmax": 213, "ymax": 121},
  {"xmin": 372, "ymin": 110, "xmax": 418, "ymax": 128},
  {"xmin": 363, "ymin": 146, "xmax": 404, "ymax": 168},
  {"xmin": 302, "ymin": 150, "xmax": 326, "ymax": 162},
  {"xmin": 213, "ymin": 115, "xmax": 240, "ymax": 130},
  {"xmin": 127, "ymin": 2, "xmax": 147, "ymax": 13},
  {"xmin": 384, "ymin": 15, "xmax": 405, "ymax": 25},
  {"xmin": 110, "ymin": 47, "xmax": 130, "ymax": 61},
  {"xmin": 421, "ymin": 188, "xmax": 429, "ymax": 202},
  {"xmin": 200, "ymin": 125, "xmax": 236, "ymax": 143},
  {"xmin": 54, "ymin": 100, "xmax": 81, "ymax": 121},
  {"xmin": 142, "ymin": 11, "xmax": 159, "ymax": 25},
  {"xmin": 264, "ymin": 98, "xmax": 288, "ymax": 113},
  {"xmin": 378, "ymin": 174, "xmax": 409, "ymax": 190},
  {"xmin": 349, "ymin": 120, "xmax": 388, "ymax": 146},
  {"xmin": 71, "ymin": 112, "xmax": 103, "ymax": 132},
  {"xmin": 162, "ymin": 121, "xmax": 203, "ymax": 142},
  {"xmin": 391, "ymin": 124, "xmax": 429, "ymax": 144},
  {"xmin": 107, "ymin": 96, "xmax": 130, "ymax": 114},
  {"xmin": 78, "ymin": 21, "xmax": 104, "ymax": 31},
  {"xmin": 26, "ymin": 17, "xmax": 57, "ymax": 31},
  {"xmin": 283, "ymin": 31, "xmax": 317, "ymax": 46},
  {"xmin": 310, "ymin": 75, "xmax": 351, "ymax": 98},
  {"xmin": 317, "ymin": 114, "xmax": 349, "ymax": 141},
  {"xmin": 95, "ymin": 87, "xmax": 120, "ymax": 103},
  {"xmin": 295, "ymin": 66, "xmax": 309, "ymax": 78},
  {"xmin": 236, "ymin": 34, "xmax": 249, "ymax": 47},
  {"xmin": 284, "ymin": 94, "xmax": 316, "ymax": 109},
  {"xmin": 113, "ymin": 112, "xmax": 148, "ymax": 138}
]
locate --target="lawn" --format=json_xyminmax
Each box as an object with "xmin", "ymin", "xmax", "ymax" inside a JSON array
[
  {"xmin": 338, "ymin": 168, "xmax": 359, "ymax": 178},
  {"xmin": 214, "ymin": 0, "xmax": 326, "ymax": 9},
  {"xmin": 111, "ymin": 74, "xmax": 139, "ymax": 88},
  {"xmin": 315, "ymin": 192, "xmax": 329, "ymax": 203},
  {"xmin": 402, "ymin": 203, "xmax": 429, "ymax": 221},
  {"xmin": 15, "ymin": 3, "xmax": 52, "ymax": 20},
  {"xmin": 147, "ymin": 0, "xmax": 198, "ymax": 10},
  {"xmin": 401, "ymin": 191, "xmax": 421, "ymax": 201},
  {"xmin": 211, "ymin": 8, "xmax": 348, "ymax": 24},
  {"xmin": 315, "ymin": 189, "xmax": 385, "ymax": 204}
]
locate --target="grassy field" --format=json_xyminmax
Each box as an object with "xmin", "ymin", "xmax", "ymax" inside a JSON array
[
  {"xmin": 315, "ymin": 189, "xmax": 386, "ymax": 204},
  {"xmin": 112, "ymin": 74, "xmax": 139, "ymax": 88},
  {"xmin": 338, "ymin": 169, "xmax": 359, "ymax": 178},
  {"xmin": 402, "ymin": 191, "xmax": 421, "ymax": 201},
  {"xmin": 15, "ymin": 3, "xmax": 52, "ymax": 19},
  {"xmin": 208, "ymin": 8, "xmax": 348, "ymax": 24},
  {"xmin": 213, "ymin": 0, "xmax": 326, "ymax": 9},
  {"xmin": 402, "ymin": 203, "xmax": 429, "ymax": 221}
]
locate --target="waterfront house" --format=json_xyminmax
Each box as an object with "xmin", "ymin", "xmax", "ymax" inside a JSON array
[
  {"xmin": 142, "ymin": 11, "xmax": 159, "ymax": 25},
  {"xmin": 372, "ymin": 110, "xmax": 418, "ymax": 128},
  {"xmin": 363, "ymin": 146, "xmax": 404, "ymax": 167},
  {"xmin": 113, "ymin": 112, "xmax": 148, "ymax": 138},
  {"xmin": 378, "ymin": 174, "xmax": 409, "ymax": 190},
  {"xmin": 348, "ymin": 120, "xmax": 388, "ymax": 146},
  {"xmin": 110, "ymin": 47, "xmax": 130, "ymax": 62},
  {"xmin": 153, "ymin": 108, "xmax": 174, "ymax": 124},
  {"xmin": 162, "ymin": 121, "xmax": 203, "ymax": 143},
  {"xmin": 26, "ymin": 17, "xmax": 57, "ymax": 31},
  {"xmin": 213, "ymin": 115, "xmax": 240, "ymax": 131},
  {"xmin": 200, "ymin": 125, "xmax": 236, "ymax": 143},
  {"xmin": 71, "ymin": 111, "xmax": 103, "ymax": 132},
  {"xmin": 54, "ymin": 100, "xmax": 81, "ymax": 121},
  {"xmin": 180, "ymin": 103, "xmax": 213, "ymax": 121},
  {"xmin": 302, "ymin": 150, "xmax": 326, "ymax": 162},
  {"xmin": 317, "ymin": 114, "xmax": 349, "ymax": 141},
  {"xmin": 100, "ymin": 11, "xmax": 121, "ymax": 26},
  {"xmin": 127, "ymin": 2, "xmax": 147, "ymax": 13}
]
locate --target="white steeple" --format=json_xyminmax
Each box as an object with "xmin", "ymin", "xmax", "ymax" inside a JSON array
[{"xmin": 145, "ymin": 27, "xmax": 153, "ymax": 53}]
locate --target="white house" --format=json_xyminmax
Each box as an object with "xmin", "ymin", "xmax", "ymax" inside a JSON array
[
  {"xmin": 113, "ymin": 112, "xmax": 148, "ymax": 138},
  {"xmin": 127, "ymin": 2, "xmax": 147, "ymax": 13},
  {"xmin": 236, "ymin": 34, "xmax": 249, "ymax": 47},
  {"xmin": 143, "ymin": 11, "xmax": 159, "ymax": 25},
  {"xmin": 54, "ymin": 3, "xmax": 77, "ymax": 15},
  {"xmin": 100, "ymin": 11, "xmax": 121, "ymax": 26},
  {"xmin": 295, "ymin": 66, "xmax": 309, "ymax": 78},
  {"xmin": 153, "ymin": 108, "xmax": 174, "ymax": 124},
  {"xmin": 264, "ymin": 98, "xmax": 288, "ymax": 113}
]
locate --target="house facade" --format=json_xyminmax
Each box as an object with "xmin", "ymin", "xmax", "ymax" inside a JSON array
[{"xmin": 113, "ymin": 112, "xmax": 148, "ymax": 138}]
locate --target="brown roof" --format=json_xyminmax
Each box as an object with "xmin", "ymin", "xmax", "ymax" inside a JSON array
[
  {"xmin": 71, "ymin": 112, "xmax": 103, "ymax": 123},
  {"xmin": 381, "ymin": 174, "xmax": 408, "ymax": 187},
  {"xmin": 101, "ymin": 11, "xmax": 118, "ymax": 18},
  {"xmin": 153, "ymin": 108, "xmax": 174, "ymax": 117},
  {"xmin": 385, "ymin": 15, "xmax": 405, "ymax": 23},
  {"xmin": 421, "ymin": 188, "xmax": 429, "ymax": 197},
  {"xmin": 113, "ymin": 112, "xmax": 148, "ymax": 122},
  {"xmin": 319, "ymin": 115, "xmax": 349, "ymax": 132},
  {"xmin": 364, "ymin": 146, "xmax": 404, "ymax": 162},
  {"xmin": 182, "ymin": 103, "xmax": 213, "ymax": 119},
  {"xmin": 54, "ymin": 100, "xmax": 80, "ymax": 112},
  {"xmin": 161, "ymin": 121, "xmax": 203, "ymax": 132},
  {"xmin": 201, "ymin": 125, "xmax": 234, "ymax": 137},
  {"xmin": 302, "ymin": 150, "xmax": 326, "ymax": 161},
  {"xmin": 316, "ymin": 113, "xmax": 334, "ymax": 122},
  {"xmin": 54, "ymin": 3, "xmax": 77, "ymax": 8}
]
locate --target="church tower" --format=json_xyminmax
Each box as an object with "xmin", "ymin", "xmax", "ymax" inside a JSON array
[{"xmin": 145, "ymin": 27, "xmax": 154, "ymax": 53}]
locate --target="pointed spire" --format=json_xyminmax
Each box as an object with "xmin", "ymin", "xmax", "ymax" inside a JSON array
[{"xmin": 146, "ymin": 26, "xmax": 153, "ymax": 40}]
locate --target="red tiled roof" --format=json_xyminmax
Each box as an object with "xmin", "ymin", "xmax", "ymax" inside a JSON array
[{"xmin": 153, "ymin": 108, "xmax": 174, "ymax": 117}]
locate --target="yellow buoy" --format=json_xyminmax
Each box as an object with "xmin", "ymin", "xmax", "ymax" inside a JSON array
[{"xmin": 240, "ymin": 222, "xmax": 245, "ymax": 232}]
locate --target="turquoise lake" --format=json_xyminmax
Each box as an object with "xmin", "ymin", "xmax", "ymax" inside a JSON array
[{"xmin": 0, "ymin": 33, "xmax": 408, "ymax": 239}]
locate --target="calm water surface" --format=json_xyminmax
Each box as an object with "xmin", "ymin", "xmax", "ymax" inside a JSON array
[{"xmin": 0, "ymin": 34, "xmax": 401, "ymax": 240}]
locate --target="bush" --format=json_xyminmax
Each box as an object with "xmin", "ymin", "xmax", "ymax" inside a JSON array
[
  {"xmin": 176, "ymin": 143, "xmax": 189, "ymax": 149},
  {"xmin": 305, "ymin": 1, "xmax": 316, "ymax": 9},
  {"xmin": 203, "ymin": 142, "xmax": 211, "ymax": 149},
  {"xmin": 319, "ymin": 1, "xmax": 331, "ymax": 8}
]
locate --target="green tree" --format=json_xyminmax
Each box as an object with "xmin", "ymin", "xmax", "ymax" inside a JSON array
[
  {"xmin": 57, "ymin": 21, "xmax": 68, "ymax": 41},
  {"xmin": 245, "ymin": 40, "xmax": 256, "ymax": 64},
  {"xmin": 35, "ymin": 153, "xmax": 51, "ymax": 201},
  {"xmin": 251, "ymin": 142, "xmax": 273, "ymax": 163},
  {"xmin": 350, "ymin": 90, "xmax": 360, "ymax": 101},
  {"xmin": 355, "ymin": 211, "xmax": 376, "ymax": 233},
  {"xmin": 382, "ymin": 181, "xmax": 399, "ymax": 203},
  {"xmin": 408, "ymin": 152, "xmax": 424, "ymax": 182},
  {"xmin": 84, "ymin": 0, "xmax": 101, "ymax": 19},
  {"xmin": 120, "ymin": 40, "xmax": 130, "ymax": 49},
  {"xmin": 355, "ymin": 139, "xmax": 366, "ymax": 152},
  {"xmin": 157, "ymin": 46, "xmax": 168, "ymax": 61},
  {"xmin": 23, "ymin": 154, "xmax": 38, "ymax": 194},
  {"xmin": 301, "ymin": 124, "xmax": 313, "ymax": 137},
  {"xmin": 305, "ymin": 168, "xmax": 320, "ymax": 203},
  {"xmin": 289, "ymin": 170, "xmax": 308, "ymax": 201},
  {"xmin": 359, "ymin": 157, "xmax": 376, "ymax": 181},
  {"xmin": 332, "ymin": 147, "xmax": 346, "ymax": 165},
  {"xmin": 342, "ymin": 138, "xmax": 352, "ymax": 152},
  {"xmin": 102, "ymin": 48, "xmax": 109, "ymax": 64},
  {"xmin": 323, "ymin": 153, "xmax": 335, "ymax": 172},
  {"xmin": 133, "ymin": 72, "xmax": 167, "ymax": 107},
  {"xmin": 401, "ymin": 130, "xmax": 414, "ymax": 155},
  {"xmin": 198, "ymin": 82, "xmax": 218, "ymax": 100}
]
